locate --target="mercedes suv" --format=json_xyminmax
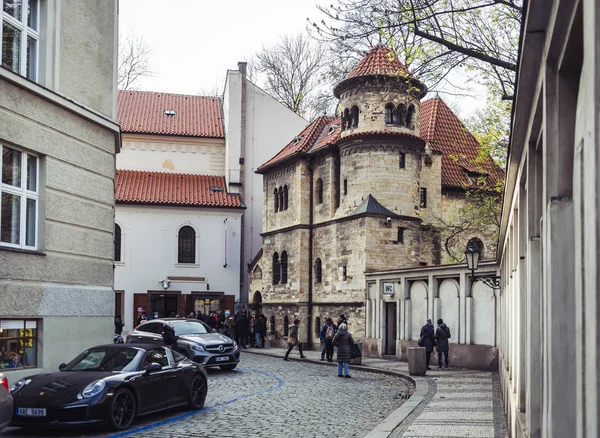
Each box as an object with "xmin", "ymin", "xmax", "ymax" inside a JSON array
[{"xmin": 127, "ymin": 318, "xmax": 240, "ymax": 370}]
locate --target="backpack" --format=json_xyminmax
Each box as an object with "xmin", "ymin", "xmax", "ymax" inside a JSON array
[{"xmin": 325, "ymin": 325, "xmax": 335, "ymax": 340}]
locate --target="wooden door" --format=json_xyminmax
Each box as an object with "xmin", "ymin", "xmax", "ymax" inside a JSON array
[{"xmin": 222, "ymin": 295, "xmax": 234, "ymax": 314}]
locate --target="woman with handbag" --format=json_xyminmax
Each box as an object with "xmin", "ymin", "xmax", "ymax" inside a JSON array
[
  {"xmin": 284, "ymin": 319, "xmax": 306, "ymax": 361},
  {"xmin": 332, "ymin": 323, "xmax": 354, "ymax": 378}
]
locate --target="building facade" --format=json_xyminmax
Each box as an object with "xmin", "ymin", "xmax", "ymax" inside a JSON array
[
  {"xmin": 0, "ymin": 1, "xmax": 120, "ymax": 381},
  {"xmin": 497, "ymin": 0, "xmax": 599, "ymax": 437},
  {"xmin": 249, "ymin": 46, "xmax": 503, "ymax": 351}
]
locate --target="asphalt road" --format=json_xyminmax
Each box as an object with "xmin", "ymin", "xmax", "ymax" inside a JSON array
[{"xmin": 4, "ymin": 353, "xmax": 413, "ymax": 438}]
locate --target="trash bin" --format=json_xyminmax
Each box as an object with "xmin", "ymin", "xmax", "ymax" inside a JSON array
[
  {"xmin": 350, "ymin": 341, "xmax": 362, "ymax": 365},
  {"xmin": 408, "ymin": 347, "xmax": 427, "ymax": 375}
]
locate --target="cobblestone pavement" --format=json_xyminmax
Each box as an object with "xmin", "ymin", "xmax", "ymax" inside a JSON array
[{"xmin": 3, "ymin": 353, "xmax": 413, "ymax": 438}]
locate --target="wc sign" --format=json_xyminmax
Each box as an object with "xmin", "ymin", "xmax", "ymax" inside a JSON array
[{"xmin": 383, "ymin": 282, "xmax": 395, "ymax": 295}]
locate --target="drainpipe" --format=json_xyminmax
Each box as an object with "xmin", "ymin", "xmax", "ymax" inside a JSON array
[
  {"xmin": 238, "ymin": 62, "xmax": 247, "ymax": 304},
  {"xmin": 307, "ymin": 159, "xmax": 314, "ymax": 349}
]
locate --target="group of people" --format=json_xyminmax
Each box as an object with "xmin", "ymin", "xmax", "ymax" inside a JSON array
[
  {"xmin": 419, "ymin": 318, "xmax": 452, "ymax": 370},
  {"xmin": 201, "ymin": 310, "xmax": 268, "ymax": 349},
  {"xmin": 285, "ymin": 314, "xmax": 355, "ymax": 378}
]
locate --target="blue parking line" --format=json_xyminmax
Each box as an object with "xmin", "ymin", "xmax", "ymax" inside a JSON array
[{"xmin": 109, "ymin": 368, "xmax": 285, "ymax": 437}]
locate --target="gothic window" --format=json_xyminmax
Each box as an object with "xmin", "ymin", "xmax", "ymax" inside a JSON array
[
  {"xmin": 114, "ymin": 224, "xmax": 122, "ymax": 262},
  {"xmin": 316, "ymin": 178, "xmax": 323, "ymax": 205},
  {"xmin": 283, "ymin": 316, "xmax": 289, "ymax": 336},
  {"xmin": 385, "ymin": 103, "xmax": 394, "ymax": 124},
  {"xmin": 278, "ymin": 187, "xmax": 284, "ymax": 212},
  {"xmin": 314, "ymin": 258, "xmax": 322, "ymax": 283},
  {"xmin": 274, "ymin": 188, "xmax": 279, "ymax": 213},
  {"xmin": 419, "ymin": 187, "xmax": 428, "ymax": 208},
  {"xmin": 280, "ymin": 251, "xmax": 288, "ymax": 284},
  {"xmin": 397, "ymin": 227, "xmax": 405, "ymax": 244},
  {"xmin": 283, "ymin": 185, "xmax": 288, "ymax": 210},
  {"xmin": 351, "ymin": 106, "xmax": 359, "ymax": 128},
  {"xmin": 406, "ymin": 104, "xmax": 415, "ymax": 128},
  {"xmin": 397, "ymin": 104, "xmax": 406, "ymax": 126},
  {"xmin": 178, "ymin": 226, "xmax": 196, "ymax": 264},
  {"xmin": 252, "ymin": 265, "xmax": 263, "ymax": 280},
  {"xmin": 399, "ymin": 153, "xmax": 406, "ymax": 169},
  {"xmin": 272, "ymin": 252, "xmax": 280, "ymax": 284}
]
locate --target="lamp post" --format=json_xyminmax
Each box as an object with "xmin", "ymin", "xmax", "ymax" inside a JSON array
[{"xmin": 464, "ymin": 238, "xmax": 501, "ymax": 289}]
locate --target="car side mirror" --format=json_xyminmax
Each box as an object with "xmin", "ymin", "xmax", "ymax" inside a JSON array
[
  {"xmin": 144, "ymin": 362, "xmax": 162, "ymax": 376},
  {"xmin": 58, "ymin": 363, "xmax": 67, "ymax": 371}
]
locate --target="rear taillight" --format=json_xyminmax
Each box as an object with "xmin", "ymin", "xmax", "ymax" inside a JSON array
[
  {"xmin": 126, "ymin": 334, "xmax": 130, "ymax": 342},
  {"xmin": 1, "ymin": 377, "xmax": 9, "ymax": 393}
]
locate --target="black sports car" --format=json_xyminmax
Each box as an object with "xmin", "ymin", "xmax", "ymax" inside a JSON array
[{"xmin": 10, "ymin": 344, "xmax": 208, "ymax": 431}]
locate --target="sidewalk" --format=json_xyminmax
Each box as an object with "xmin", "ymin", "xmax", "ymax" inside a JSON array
[{"xmin": 243, "ymin": 346, "xmax": 508, "ymax": 438}]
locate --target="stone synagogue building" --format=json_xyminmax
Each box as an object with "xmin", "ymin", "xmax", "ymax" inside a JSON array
[{"xmin": 248, "ymin": 46, "xmax": 504, "ymax": 348}]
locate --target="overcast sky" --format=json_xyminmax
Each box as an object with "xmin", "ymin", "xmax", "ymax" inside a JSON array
[{"xmin": 118, "ymin": 0, "xmax": 484, "ymax": 118}]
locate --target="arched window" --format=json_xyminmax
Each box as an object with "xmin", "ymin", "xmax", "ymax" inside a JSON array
[
  {"xmin": 114, "ymin": 224, "xmax": 122, "ymax": 262},
  {"xmin": 385, "ymin": 103, "xmax": 394, "ymax": 124},
  {"xmin": 315, "ymin": 316, "xmax": 321, "ymax": 336},
  {"xmin": 274, "ymin": 188, "xmax": 279, "ymax": 213},
  {"xmin": 315, "ymin": 178, "xmax": 323, "ymax": 205},
  {"xmin": 178, "ymin": 226, "xmax": 196, "ymax": 264},
  {"xmin": 341, "ymin": 111, "xmax": 347, "ymax": 130},
  {"xmin": 280, "ymin": 251, "xmax": 288, "ymax": 284},
  {"xmin": 397, "ymin": 104, "xmax": 406, "ymax": 126},
  {"xmin": 342, "ymin": 108, "xmax": 352, "ymax": 129},
  {"xmin": 270, "ymin": 316, "xmax": 275, "ymax": 335},
  {"xmin": 278, "ymin": 187, "xmax": 284, "ymax": 212},
  {"xmin": 406, "ymin": 104, "xmax": 415, "ymax": 128},
  {"xmin": 314, "ymin": 258, "xmax": 322, "ymax": 283},
  {"xmin": 272, "ymin": 252, "xmax": 280, "ymax": 284},
  {"xmin": 283, "ymin": 185, "xmax": 289, "ymax": 210},
  {"xmin": 283, "ymin": 315, "xmax": 289, "ymax": 336},
  {"xmin": 351, "ymin": 106, "xmax": 359, "ymax": 128}
]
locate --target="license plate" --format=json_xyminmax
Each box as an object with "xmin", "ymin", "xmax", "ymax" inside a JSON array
[
  {"xmin": 215, "ymin": 356, "xmax": 229, "ymax": 362},
  {"xmin": 16, "ymin": 408, "xmax": 46, "ymax": 417}
]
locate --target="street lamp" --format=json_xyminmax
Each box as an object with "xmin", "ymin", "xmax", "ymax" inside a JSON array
[{"xmin": 464, "ymin": 238, "xmax": 501, "ymax": 289}]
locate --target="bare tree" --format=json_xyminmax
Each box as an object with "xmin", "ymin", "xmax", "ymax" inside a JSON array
[
  {"xmin": 255, "ymin": 34, "xmax": 330, "ymax": 119},
  {"xmin": 118, "ymin": 35, "xmax": 153, "ymax": 90},
  {"xmin": 310, "ymin": 0, "xmax": 521, "ymax": 99}
]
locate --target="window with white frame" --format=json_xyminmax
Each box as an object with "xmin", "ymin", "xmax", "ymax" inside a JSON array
[
  {"xmin": 1, "ymin": 0, "xmax": 40, "ymax": 81},
  {"xmin": 1, "ymin": 144, "xmax": 39, "ymax": 250}
]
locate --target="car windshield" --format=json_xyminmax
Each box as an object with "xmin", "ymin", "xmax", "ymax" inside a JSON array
[
  {"xmin": 171, "ymin": 320, "xmax": 210, "ymax": 335},
  {"xmin": 62, "ymin": 347, "xmax": 144, "ymax": 372}
]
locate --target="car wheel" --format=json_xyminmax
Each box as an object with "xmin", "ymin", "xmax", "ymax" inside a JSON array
[
  {"xmin": 189, "ymin": 374, "xmax": 207, "ymax": 410},
  {"xmin": 109, "ymin": 388, "xmax": 136, "ymax": 430},
  {"xmin": 219, "ymin": 364, "xmax": 237, "ymax": 371}
]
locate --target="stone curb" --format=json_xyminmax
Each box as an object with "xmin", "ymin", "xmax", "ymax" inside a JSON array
[{"xmin": 241, "ymin": 349, "xmax": 431, "ymax": 437}]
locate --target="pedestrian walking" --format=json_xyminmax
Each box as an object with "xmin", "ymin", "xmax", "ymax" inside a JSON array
[
  {"xmin": 284, "ymin": 319, "xmax": 306, "ymax": 361},
  {"xmin": 114, "ymin": 314, "xmax": 124, "ymax": 335},
  {"xmin": 332, "ymin": 322, "xmax": 354, "ymax": 377},
  {"xmin": 254, "ymin": 315, "xmax": 265, "ymax": 348},
  {"xmin": 435, "ymin": 318, "xmax": 451, "ymax": 369},
  {"xmin": 259, "ymin": 314, "xmax": 267, "ymax": 347},
  {"xmin": 320, "ymin": 317, "xmax": 337, "ymax": 362},
  {"xmin": 161, "ymin": 322, "xmax": 179, "ymax": 351},
  {"xmin": 419, "ymin": 318, "xmax": 436, "ymax": 370}
]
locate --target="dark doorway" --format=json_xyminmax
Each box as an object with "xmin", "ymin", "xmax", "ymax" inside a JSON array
[
  {"xmin": 385, "ymin": 302, "xmax": 397, "ymax": 355},
  {"xmin": 148, "ymin": 292, "xmax": 179, "ymax": 318}
]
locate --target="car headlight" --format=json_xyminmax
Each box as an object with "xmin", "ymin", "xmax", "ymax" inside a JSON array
[
  {"xmin": 10, "ymin": 378, "xmax": 31, "ymax": 394},
  {"xmin": 233, "ymin": 341, "xmax": 239, "ymax": 351},
  {"xmin": 190, "ymin": 344, "xmax": 205, "ymax": 352},
  {"xmin": 79, "ymin": 380, "xmax": 106, "ymax": 399}
]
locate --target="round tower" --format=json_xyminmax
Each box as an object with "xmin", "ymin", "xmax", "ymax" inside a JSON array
[{"xmin": 333, "ymin": 46, "xmax": 429, "ymax": 218}]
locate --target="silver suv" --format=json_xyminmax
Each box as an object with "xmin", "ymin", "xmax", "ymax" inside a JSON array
[{"xmin": 127, "ymin": 318, "xmax": 240, "ymax": 370}]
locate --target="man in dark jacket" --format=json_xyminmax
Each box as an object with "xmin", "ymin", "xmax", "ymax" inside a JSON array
[
  {"xmin": 236, "ymin": 311, "xmax": 250, "ymax": 349},
  {"xmin": 419, "ymin": 319, "xmax": 436, "ymax": 370},
  {"xmin": 253, "ymin": 315, "xmax": 265, "ymax": 348},
  {"xmin": 435, "ymin": 318, "xmax": 451, "ymax": 369}
]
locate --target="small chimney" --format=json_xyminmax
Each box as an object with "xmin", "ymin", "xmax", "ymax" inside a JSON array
[{"xmin": 238, "ymin": 61, "xmax": 247, "ymax": 78}]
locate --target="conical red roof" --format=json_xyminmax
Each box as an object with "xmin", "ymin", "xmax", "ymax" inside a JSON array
[{"xmin": 345, "ymin": 45, "xmax": 412, "ymax": 80}]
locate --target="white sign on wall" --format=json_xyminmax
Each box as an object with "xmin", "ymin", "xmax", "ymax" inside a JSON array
[{"xmin": 383, "ymin": 282, "xmax": 395, "ymax": 295}]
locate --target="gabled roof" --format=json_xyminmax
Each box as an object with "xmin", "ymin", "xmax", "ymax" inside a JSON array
[
  {"xmin": 350, "ymin": 194, "xmax": 396, "ymax": 216},
  {"xmin": 116, "ymin": 170, "xmax": 243, "ymax": 208},
  {"xmin": 117, "ymin": 90, "xmax": 224, "ymax": 138},
  {"xmin": 420, "ymin": 98, "xmax": 504, "ymax": 189}
]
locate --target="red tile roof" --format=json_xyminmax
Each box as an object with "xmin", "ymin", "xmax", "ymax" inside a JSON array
[
  {"xmin": 116, "ymin": 170, "xmax": 242, "ymax": 208},
  {"xmin": 345, "ymin": 45, "xmax": 411, "ymax": 80},
  {"xmin": 117, "ymin": 90, "xmax": 224, "ymax": 138},
  {"xmin": 259, "ymin": 98, "xmax": 504, "ymax": 190},
  {"xmin": 420, "ymin": 98, "xmax": 504, "ymax": 189}
]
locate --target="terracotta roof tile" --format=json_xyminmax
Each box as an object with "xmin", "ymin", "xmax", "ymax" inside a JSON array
[
  {"xmin": 116, "ymin": 170, "xmax": 242, "ymax": 208},
  {"xmin": 117, "ymin": 90, "xmax": 224, "ymax": 138},
  {"xmin": 345, "ymin": 45, "xmax": 411, "ymax": 80},
  {"xmin": 420, "ymin": 98, "xmax": 504, "ymax": 189}
]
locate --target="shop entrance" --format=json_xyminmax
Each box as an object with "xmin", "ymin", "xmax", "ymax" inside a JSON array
[{"xmin": 148, "ymin": 292, "xmax": 179, "ymax": 318}]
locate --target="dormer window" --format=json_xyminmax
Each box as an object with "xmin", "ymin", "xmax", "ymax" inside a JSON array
[
  {"xmin": 293, "ymin": 136, "xmax": 303, "ymax": 144},
  {"xmin": 210, "ymin": 186, "xmax": 224, "ymax": 192},
  {"xmin": 163, "ymin": 110, "xmax": 177, "ymax": 116},
  {"xmin": 328, "ymin": 125, "xmax": 338, "ymax": 135}
]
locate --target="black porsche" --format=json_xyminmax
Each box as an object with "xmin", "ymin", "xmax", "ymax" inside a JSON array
[{"xmin": 9, "ymin": 344, "xmax": 208, "ymax": 431}]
